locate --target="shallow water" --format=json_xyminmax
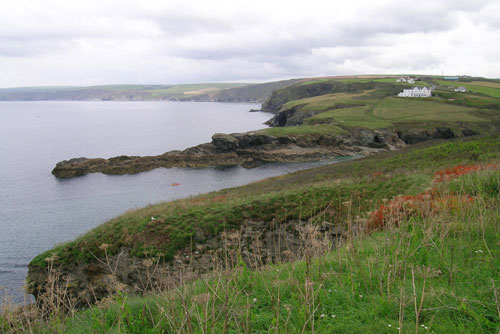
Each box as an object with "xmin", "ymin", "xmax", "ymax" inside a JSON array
[{"xmin": 0, "ymin": 101, "xmax": 345, "ymax": 302}]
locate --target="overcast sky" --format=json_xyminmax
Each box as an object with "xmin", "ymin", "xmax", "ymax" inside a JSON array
[{"xmin": 1, "ymin": 0, "xmax": 499, "ymax": 87}]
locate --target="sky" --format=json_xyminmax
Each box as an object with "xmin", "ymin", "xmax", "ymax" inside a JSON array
[{"xmin": 0, "ymin": 0, "xmax": 499, "ymax": 87}]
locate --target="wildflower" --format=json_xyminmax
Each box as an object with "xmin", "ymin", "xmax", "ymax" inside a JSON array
[
  {"xmin": 388, "ymin": 324, "xmax": 392, "ymax": 327},
  {"xmin": 253, "ymin": 298, "xmax": 257, "ymax": 303},
  {"xmin": 359, "ymin": 294, "xmax": 363, "ymax": 298},
  {"xmin": 331, "ymin": 314, "xmax": 336, "ymax": 318},
  {"xmin": 320, "ymin": 314, "xmax": 326, "ymax": 318}
]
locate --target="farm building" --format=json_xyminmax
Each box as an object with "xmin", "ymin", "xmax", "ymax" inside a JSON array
[
  {"xmin": 454, "ymin": 86, "xmax": 467, "ymax": 92},
  {"xmin": 396, "ymin": 77, "xmax": 415, "ymax": 83},
  {"xmin": 398, "ymin": 87, "xmax": 432, "ymax": 97}
]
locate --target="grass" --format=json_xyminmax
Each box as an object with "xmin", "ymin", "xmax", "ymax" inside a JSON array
[
  {"xmin": 432, "ymin": 91, "xmax": 500, "ymax": 110},
  {"xmin": 5, "ymin": 136, "xmax": 500, "ymax": 333},
  {"xmin": 437, "ymin": 80, "xmax": 500, "ymax": 98},
  {"xmin": 304, "ymin": 105, "xmax": 393, "ymax": 129},
  {"xmin": 280, "ymin": 91, "xmax": 372, "ymax": 111},
  {"xmin": 373, "ymin": 97, "xmax": 487, "ymax": 123},
  {"xmin": 261, "ymin": 124, "xmax": 347, "ymax": 137}
]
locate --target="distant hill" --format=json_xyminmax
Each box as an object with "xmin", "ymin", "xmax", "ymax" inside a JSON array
[
  {"xmin": 0, "ymin": 83, "xmax": 249, "ymax": 101},
  {"xmin": 182, "ymin": 79, "xmax": 303, "ymax": 102},
  {"xmin": 0, "ymin": 79, "xmax": 315, "ymax": 103},
  {"xmin": 0, "ymin": 81, "xmax": 302, "ymax": 103}
]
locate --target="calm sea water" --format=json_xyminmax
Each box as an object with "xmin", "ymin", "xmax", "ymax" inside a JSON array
[{"xmin": 0, "ymin": 101, "xmax": 345, "ymax": 303}]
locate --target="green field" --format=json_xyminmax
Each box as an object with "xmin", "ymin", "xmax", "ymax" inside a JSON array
[
  {"xmin": 437, "ymin": 80, "xmax": 500, "ymax": 98},
  {"xmin": 304, "ymin": 105, "xmax": 393, "ymax": 129},
  {"xmin": 373, "ymin": 97, "xmax": 487, "ymax": 122},
  {"xmin": 261, "ymin": 124, "xmax": 347, "ymax": 136},
  {"xmin": 282, "ymin": 91, "xmax": 372, "ymax": 111}
]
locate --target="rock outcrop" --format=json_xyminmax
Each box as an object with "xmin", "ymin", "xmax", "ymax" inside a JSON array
[
  {"xmin": 51, "ymin": 129, "xmax": 409, "ymax": 178},
  {"xmin": 51, "ymin": 123, "xmax": 479, "ymax": 179}
]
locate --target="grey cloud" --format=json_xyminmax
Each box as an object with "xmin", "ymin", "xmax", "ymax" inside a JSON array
[{"xmin": 0, "ymin": 0, "xmax": 499, "ymax": 87}]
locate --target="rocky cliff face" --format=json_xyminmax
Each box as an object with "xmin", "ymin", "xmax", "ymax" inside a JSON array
[{"xmin": 27, "ymin": 220, "xmax": 346, "ymax": 307}]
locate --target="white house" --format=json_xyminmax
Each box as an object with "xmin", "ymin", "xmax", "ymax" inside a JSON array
[
  {"xmin": 407, "ymin": 78, "xmax": 415, "ymax": 84},
  {"xmin": 454, "ymin": 86, "xmax": 467, "ymax": 93},
  {"xmin": 398, "ymin": 87, "xmax": 432, "ymax": 97},
  {"xmin": 396, "ymin": 77, "xmax": 407, "ymax": 83}
]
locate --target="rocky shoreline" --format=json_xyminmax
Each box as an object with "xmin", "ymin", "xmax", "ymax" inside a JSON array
[{"xmin": 52, "ymin": 128, "xmax": 412, "ymax": 178}]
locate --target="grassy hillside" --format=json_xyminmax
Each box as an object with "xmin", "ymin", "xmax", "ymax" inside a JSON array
[
  {"xmin": 29, "ymin": 136, "xmax": 500, "ymax": 267},
  {"xmin": 0, "ymin": 80, "xmax": 300, "ymax": 102},
  {"xmin": 261, "ymin": 76, "xmax": 500, "ymax": 138},
  {"xmin": 4, "ymin": 136, "xmax": 500, "ymax": 333}
]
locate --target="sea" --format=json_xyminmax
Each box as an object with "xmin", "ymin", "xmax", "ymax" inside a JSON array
[{"xmin": 0, "ymin": 101, "xmax": 345, "ymax": 303}]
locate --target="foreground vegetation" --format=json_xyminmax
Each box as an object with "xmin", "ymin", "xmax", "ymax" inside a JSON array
[{"xmin": 2, "ymin": 135, "xmax": 499, "ymax": 333}]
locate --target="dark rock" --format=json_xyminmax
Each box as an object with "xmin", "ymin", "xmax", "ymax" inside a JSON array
[{"xmin": 211, "ymin": 133, "xmax": 239, "ymax": 152}]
